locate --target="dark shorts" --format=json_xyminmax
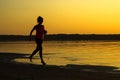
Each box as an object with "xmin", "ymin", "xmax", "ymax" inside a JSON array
[{"xmin": 35, "ymin": 38, "xmax": 43, "ymax": 45}]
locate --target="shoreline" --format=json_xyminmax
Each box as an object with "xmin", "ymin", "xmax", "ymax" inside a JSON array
[
  {"xmin": 0, "ymin": 52, "xmax": 120, "ymax": 80},
  {"xmin": 1, "ymin": 34, "xmax": 120, "ymax": 41}
]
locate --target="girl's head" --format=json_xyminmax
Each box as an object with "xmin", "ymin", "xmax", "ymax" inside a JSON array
[{"xmin": 37, "ymin": 16, "xmax": 43, "ymax": 24}]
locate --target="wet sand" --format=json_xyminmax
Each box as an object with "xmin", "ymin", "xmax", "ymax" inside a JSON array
[{"xmin": 0, "ymin": 52, "xmax": 120, "ymax": 80}]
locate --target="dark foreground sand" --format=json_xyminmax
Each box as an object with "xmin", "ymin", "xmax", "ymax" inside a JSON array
[{"xmin": 0, "ymin": 52, "xmax": 120, "ymax": 80}]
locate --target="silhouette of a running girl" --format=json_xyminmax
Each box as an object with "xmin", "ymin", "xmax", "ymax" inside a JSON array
[{"xmin": 29, "ymin": 16, "xmax": 47, "ymax": 65}]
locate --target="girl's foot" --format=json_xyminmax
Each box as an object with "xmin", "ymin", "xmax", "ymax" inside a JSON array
[
  {"xmin": 41, "ymin": 61, "xmax": 46, "ymax": 65},
  {"xmin": 29, "ymin": 56, "xmax": 32, "ymax": 62}
]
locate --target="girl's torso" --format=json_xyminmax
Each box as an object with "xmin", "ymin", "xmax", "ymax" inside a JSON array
[{"xmin": 35, "ymin": 24, "xmax": 45, "ymax": 40}]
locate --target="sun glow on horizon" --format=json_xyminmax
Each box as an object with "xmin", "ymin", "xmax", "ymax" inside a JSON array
[{"xmin": 0, "ymin": 0, "xmax": 120, "ymax": 35}]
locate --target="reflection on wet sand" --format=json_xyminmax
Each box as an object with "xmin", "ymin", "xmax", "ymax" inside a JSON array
[{"xmin": 0, "ymin": 52, "xmax": 120, "ymax": 80}]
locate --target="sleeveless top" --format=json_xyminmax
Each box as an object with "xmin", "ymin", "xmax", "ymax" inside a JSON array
[{"xmin": 35, "ymin": 24, "xmax": 45, "ymax": 40}]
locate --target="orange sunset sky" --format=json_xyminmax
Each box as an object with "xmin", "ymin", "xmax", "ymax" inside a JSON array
[{"xmin": 0, "ymin": 0, "xmax": 120, "ymax": 35}]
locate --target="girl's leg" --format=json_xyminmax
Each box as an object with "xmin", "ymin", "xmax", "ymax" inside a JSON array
[
  {"xmin": 37, "ymin": 40, "xmax": 46, "ymax": 65},
  {"xmin": 29, "ymin": 45, "xmax": 39, "ymax": 62},
  {"xmin": 39, "ymin": 45, "xmax": 46, "ymax": 65}
]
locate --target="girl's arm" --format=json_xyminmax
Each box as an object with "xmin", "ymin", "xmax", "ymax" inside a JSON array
[
  {"xmin": 43, "ymin": 25, "xmax": 47, "ymax": 34},
  {"xmin": 44, "ymin": 30, "xmax": 47, "ymax": 35},
  {"xmin": 30, "ymin": 26, "xmax": 36, "ymax": 40}
]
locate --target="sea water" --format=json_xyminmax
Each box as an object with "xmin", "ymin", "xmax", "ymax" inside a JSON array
[{"xmin": 1, "ymin": 41, "xmax": 120, "ymax": 68}]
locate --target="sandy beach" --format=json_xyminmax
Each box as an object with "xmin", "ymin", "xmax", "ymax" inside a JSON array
[{"xmin": 0, "ymin": 52, "xmax": 120, "ymax": 80}]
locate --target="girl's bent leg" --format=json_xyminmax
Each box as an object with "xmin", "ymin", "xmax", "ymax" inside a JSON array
[{"xmin": 29, "ymin": 48, "xmax": 39, "ymax": 62}]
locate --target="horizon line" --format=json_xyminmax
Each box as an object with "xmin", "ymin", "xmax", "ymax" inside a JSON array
[{"xmin": 1, "ymin": 34, "xmax": 120, "ymax": 36}]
